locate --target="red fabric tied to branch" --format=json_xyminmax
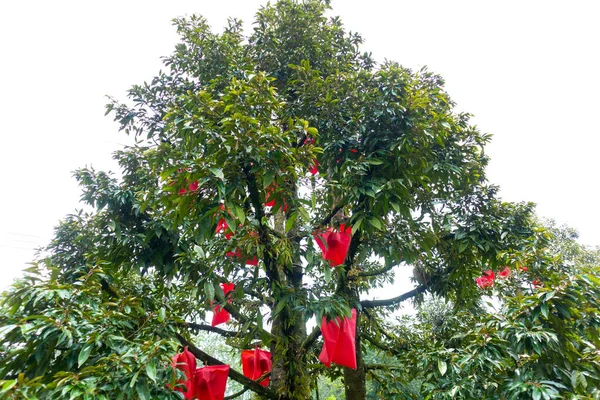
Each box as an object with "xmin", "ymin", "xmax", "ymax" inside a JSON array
[
  {"xmin": 319, "ymin": 309, "xmax": 357, "ymax": 369},
  {"xmin": 314, "ymin": 224, "xmax": 352, "ymax": 267},
  {"xmin": 264, "ymin": 185, "xmax": 288, "ymax": 212},
  {"xmin": 309, "ymin": 159, "xmax": 319, "ymax": 175},
  {"xmin": 172, "ymin": 347, "xmax": 197, "ymax": 398},
  {"xmin": 193, "ymin": 365, "xmax": 230, "ymax": 400},
  {"xmin": 498, "ymin": 266, "xmax": 511, "ymax": 279},
  {"xmin": 241, "ymin": 347, "xmax": 272, "ymax": 387},
  {"xmin": 172, "ymin": 348, "xmax": 230, "ymax": 400},
  {"xmin": 211, "ymin": 283, "xmax": 234, "ymax": 327},
  {"xmin": 178, "ymin": 180, "xmax": 199, "ymax": 195},
  {"xmin": 226, "ymin": 250, "xmax": 258, "ymax": 266},
  {"xmin": 215, "ymin": 218, "xmax": 233, "ymax": 240},
  {"xmin": 475, "ymin": 270, "xmax": 495, "ymax": 288}
]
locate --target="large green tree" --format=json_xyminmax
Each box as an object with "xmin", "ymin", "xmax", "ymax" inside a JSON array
[{"xmin": 0, "ymin": 1, "xmax": 542, "ymax": 399}]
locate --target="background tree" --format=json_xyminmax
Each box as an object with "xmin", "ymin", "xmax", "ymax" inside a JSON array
[
  {"xmin": 0, "ymin": 1, "xmax": 559, "ymax": 399},
  {"xmin": 369, "ymin": 221, "xmax": 600, "ymax": 399}
]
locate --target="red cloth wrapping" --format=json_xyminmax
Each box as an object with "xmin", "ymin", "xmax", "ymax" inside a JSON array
[
  {"xmin": 241, "ymin": 347, "xmax": 272, "ymax": 387},
  {"xmin": 226, "ymin": 250, "xmax": 258, "ymax": 266},
  {"xmin": 193, "ymin": 365, "xmax": 230, "ymax": 400},
  {"xmin": 309, "ymin": 159, "xmax": 319, "ymax": 175},
  {"xmin": 178, "ymin": 180, "xmax": 199, "ymax": 195},
  {"xmin": 319, "ymin": 308, "xmax": 357, "ymax": 369},
  {"xmin": 264, "ymin": 186, "xmax": 288, "ymax": 212},
  {"xmin": 475, "ymin": 270, "xmax": 495, "ymax": 288},
  {"xmin": 172, "ymin": 347, "xmax": 197, "ymax": 398},
  {"xmin": 172, "ymin": 348, "xmax": 230, "ymax": 400},
  {"xmin": 211, "ymin": 283, "xmax": 234, "ymax": 327},
  {"xmin": 314, "ymin": 224, "xmax": 352, "ymax": 267}
]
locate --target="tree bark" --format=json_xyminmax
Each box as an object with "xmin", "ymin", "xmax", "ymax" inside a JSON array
[{"xmin": 269, "ymin": 188, "xmax": 311, "ymax": 399}]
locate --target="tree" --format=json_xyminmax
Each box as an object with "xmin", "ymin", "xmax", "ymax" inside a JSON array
[
  {"xmin": 370, "ymin": 222, "xmax": 600, "ymax": 399},
  {"xmin": 0, "ymin": 1, "xmax": 541, "ymax": 399}
]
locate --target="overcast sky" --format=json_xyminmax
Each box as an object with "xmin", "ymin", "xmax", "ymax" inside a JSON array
[{"xmin": 1, "ymin": 0, "xmax": 598, "ymax": 293}]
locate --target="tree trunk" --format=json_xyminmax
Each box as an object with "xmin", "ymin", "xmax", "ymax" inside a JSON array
[{"xmin": 268, "ymin": 196, "xmax": 311, "ymax": 399}]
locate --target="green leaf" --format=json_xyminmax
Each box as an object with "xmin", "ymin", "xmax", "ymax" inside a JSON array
[
  {"xmin": 159, "ymin": 167, "xmax": 178, "ymax": 180},
  {"xmin": 193, "ymin": 245, "xmax": 205, "ymax": 259},
  {"xmin": 136, "ymin": 380, "xmax": 151, "ymax": 400},
  {"xmin": 285, "ymin": 212, "xmax": 298, "ymax": 233},
  {"xmin": 351, "ymin": 218, "xmax": 363, "ymax": 235},
  {"xmin": 0, "ymin": 380, "xmax": 17, "ymax": 394},
  {"xmin": 438, "ymin": 360, "xmax": 447, "ymax": 376},
  {"xmin": 209, "ymin": 167, "xmax": 224, "ymax": 180},
  {"xmin": 324, "ymin": 264, "xmax": 332, "ymax": 283},
  {"xmin": 368, "ymin": 217, "xmax": 382, "ymax": 230},
  {"xmin": 129, "ymin": 370, "xmax": 140, "ymax": 388},
  {"xmin": 263, "ymin": 170, "xmax": 275, "ymax": 189},
  {"xmin": 230, "ymin": 203, "xmax": 246, "ymax": 224},
  {"xmin": 78, "ymin": 343, "xmax": 93, "ymax": 368},
  {"xmin": 298, "ymin": 206, "xmax": 310, "ymax": 223},
  {"xmin": 204, "ymin": 281, "xmax": 215, "ymax": 302},
  {"xmin": 145, "ymin": 360, "xmax": 157, "ymax": 383}
]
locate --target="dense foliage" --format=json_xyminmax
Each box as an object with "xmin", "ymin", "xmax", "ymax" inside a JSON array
[
  {"xmin": 1, "ymin": 1, "xmax": 597, "ymax": 399},
  {"xmin": 367, "ymin": 222, "xmax": 600, "ymax": 399}
]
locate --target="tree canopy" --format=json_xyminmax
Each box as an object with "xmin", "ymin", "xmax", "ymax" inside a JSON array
[{"xmin": 1, "ymin": 1, "xmax": 598, "ymax": 399}]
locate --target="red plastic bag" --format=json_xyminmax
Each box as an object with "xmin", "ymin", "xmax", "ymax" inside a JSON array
[
  {"xmin": 309, "ymin": 159, "xmax": 319, "ymax": 175},
  {"xmin": 226, "ymin": 250, "xmax": 259, "ymax": 266},
  {"xmin": 193, "ymin": 365, "xmax": 230, "ymax": 400},
  {"xmin": 319, "ymin": 308, "xmax": 357, "ymax": 369},
  {"xmin": 211, "ymin": 283, "xmax": 235, "ymax": 327},
  {"xmin": 264, "ymin": 185, "xmax": 288, "ymax": 212},
  {"xmin": 475, "ymin": 270, "xmax": 495, "ymax": 288},
  {"xmin": 241, "ymin": 347, "xmax": 272, "ymax": 387},
  {"xmin": 314, "ymin": 224, "xmax": 352, "ymax": 267},
  {"xmin": 172, "ymin": 347, "xmax": 197, "ymax": 398}
]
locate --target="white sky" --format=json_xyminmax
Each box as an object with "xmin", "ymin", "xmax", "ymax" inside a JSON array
[{"xmin": 1, "ymin": 0, "xmax": 598, "ymax": 293}]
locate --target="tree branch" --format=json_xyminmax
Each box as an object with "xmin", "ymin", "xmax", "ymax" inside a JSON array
[
  {"xmin": 360, "ymin": 284, "xmax": 427, "ymax": 308},
  {"xmin": 176, "ymin": 333, "xmax": 277, "ymax": 400},
  {"xmin": 185, "ymin": 322, "xmax": 239, "ymax": 338},
  {"xmin": 362, "ymin": 333, "xmax": 404, "ymax": 356},
  {"xmin": 315, "ymin": 203, "xmax": 345, "ymax": 230},
  {"xmin": 365, "ymin": 363, "xmax": 405, "ymax": 371},
  {"xmin": 301, "ymin": 325, "xmax": 322, "ymax": 351},
  {"xmin": 222, "ymin": 303, "xmax": 276, "ymax": 342},
  {"xmin": 358, "ymin": 263, "xmax": 395, "ymax": 277}
]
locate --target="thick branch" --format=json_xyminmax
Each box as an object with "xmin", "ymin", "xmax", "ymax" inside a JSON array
[
  {"xmin": 358, "ymin": 263, "xmax": 395, "ymax": 277},
  {"xmin": 362, "ymin": 333, "xmax": 404, "ymax": 356},
  {"xmin": 365, "ymin": 364, "xmax": 405, "ymax": 371},
  {"xmin": 301, "ymin": 325, "xmax": 322, "ymax": 351},
  {"xmin": 176, "ymin": 333, "xmax": 277, "ymax": 400},
  {"xmin": 222, "ymin": 303, "xmax": 276, "ymax": 342},
  {"xmin": 360, "ymin": 284, "xmax": 427, "ymax": 308},
  {"xmin": 315, "ymin": 203, "xmax": 345, "ymax": 230},
  {"xmin": 185, "ymin": 322, "xmax": 239, "ymax": 338}
]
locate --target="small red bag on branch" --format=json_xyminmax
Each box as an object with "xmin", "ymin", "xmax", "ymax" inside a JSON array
[
  {"xmin": 172, "ymin": 347, "xmax": 197, "ymax": 398},
  {"xmin": 475, "ymin": 270, "xmax": 495, "ymax": 288},
  {"xmin": 226, "ymin": 250, "xmax": 259, "ymax": 266},
  {"xmin": 211, "ymin": 283, "xmax": 235, "ymax": 327},
  {"xmin": 241, "ymin": 347, "xmax": 272, "ymax": 387},
  {"xmin": 172, "ymin": 348, "xmax": 230, "ymax": 400},
  {"xmin": 314, "ymin": 224, "xmax": 352, "ymax": 267},
  {"xmin": 319, "ymin": 308, "xmax": 357, "ymax": 369},
  {"xmin": 193, "ymin": 365, "xmax": 230, "ymax": 400},
  {"xmin": 264, "ymin": 185, "xmax": 288, "ymax": 212},
  {"xmin": 309, "ymin": 159, "xmax": 319, "ymax": 175}
]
